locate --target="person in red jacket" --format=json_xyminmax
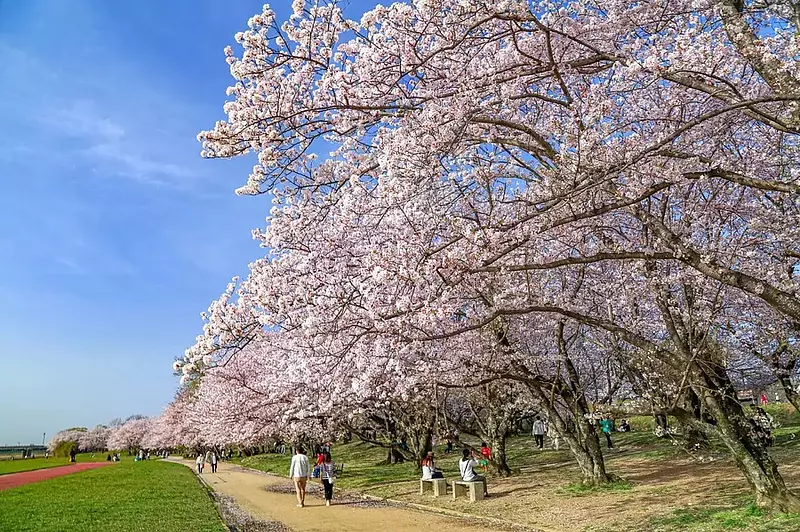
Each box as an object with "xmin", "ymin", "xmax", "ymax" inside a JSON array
[{"xmin": 479, "ymin": 442, "xmax": 491, "ymax": 473}]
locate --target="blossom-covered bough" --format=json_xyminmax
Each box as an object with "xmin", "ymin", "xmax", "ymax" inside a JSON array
[{"xmin": 182, "ymin": 0, "xmax": 800, "ymax": 511}]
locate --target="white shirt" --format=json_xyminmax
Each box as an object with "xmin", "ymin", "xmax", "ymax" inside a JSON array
[
  {"xmin": 195, "ymin": 455, "xmax": 204, "ymax": 464},
  {"xmin": 289, "ymin": 453, "xmax": 311, "ymax": 478},
  {"xmin": 532, "ymin": 420, "xmax": 547, "ymax": 435},
  {"xmin": 459, "ymin": 458, "xmax": 479, "ymax": 481},
  {"xmin": 421, "ymin": 465, "xmax": 434, "ymax": 480}
]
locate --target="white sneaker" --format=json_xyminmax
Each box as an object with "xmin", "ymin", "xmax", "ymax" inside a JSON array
[{"xmin": 326, "ymin": 501, "xmax": 331, "ymax": 506}]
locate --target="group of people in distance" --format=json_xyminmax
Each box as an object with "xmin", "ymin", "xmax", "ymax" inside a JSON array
[
  {"xmin": 289, "ymin": 446, "xmax": 337, "ymax": 508},
  {"xmin": 532, "ymin": 414, "xmax": 631, "ymax": 451}
]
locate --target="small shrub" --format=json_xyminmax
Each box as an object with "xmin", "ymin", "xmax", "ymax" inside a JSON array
[{"xmin": 53, "ymin": 441, "xmax": 77, "ymax": 459}]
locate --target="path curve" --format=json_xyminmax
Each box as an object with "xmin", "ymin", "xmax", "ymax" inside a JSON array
[
  {"xmin": 0, "ymin": 462, "xmax": 114, "ymax": 491},
  {"xmin": 170, "ymin": 458, "xmax": 511, "ymax": 532}
]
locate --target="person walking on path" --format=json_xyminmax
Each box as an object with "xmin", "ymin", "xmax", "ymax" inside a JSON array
[
  {"xmin": 532, "ymin": 416, "xmax": 547, "ymax": 450},
  {"xmin": 599, "ymin": 415, "xmax": 614, "ymax": 449},
  {"xmin": 196, "ymin": 453, "xmax": 205, "ymax": 474},
  {"xmin": 319, "ymin": 451, "xmax": 337, "ymax": 506},
  {"xmin": 289, "ymin": 446, "xmax": 311, "ymax": 508},
  {"xmin": 210, "ymin": 451, "xmax": 218, "ymax": 473}
]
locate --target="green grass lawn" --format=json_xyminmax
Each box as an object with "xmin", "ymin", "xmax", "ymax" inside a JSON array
[
  {"xmin": 0, "ymin": 452, "xmax": 115, "ymax": 475},
  {"xmin": 0, "ymin": 460, "xmax": 226, "ymax": 532},
  {"xmin": 648, "ymin": 501, "xmax": 800, "ymax": 532}
]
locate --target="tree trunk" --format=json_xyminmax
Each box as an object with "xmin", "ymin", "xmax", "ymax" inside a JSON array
[
  {"xmin": 692, "ymin": 364, "xmax": 800, "ymax": 512},
  {"xmin": 561, "ymin": 430, "xmax": 611, "ymax": 484},
  {"xmin": 488, "ymin": 432, "xmax": 512, "ymax": 477},
  {"xmin": 385, "ymin": 446, "xmax": 406, "ymax": 464},
  {"xmin": 529, "ymin": 383, "xmax": 613, "ymax": 484},
  {"xmin": 777, "ymin": 373, "xmax": 800, "ymax": 413}
]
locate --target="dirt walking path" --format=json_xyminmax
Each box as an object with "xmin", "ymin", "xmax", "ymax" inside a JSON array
[
  {"xmin": 170, "ymin": 459, "xmax": 512, "ymax": 532},
  {"xmin": 0, "ymin": 462, "xmax": 113, "ymax": 491}
]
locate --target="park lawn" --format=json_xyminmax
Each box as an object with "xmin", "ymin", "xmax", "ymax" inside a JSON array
[
  {"xmin": 0, "ymin": 459, "xmax": 226, "ymax": 532},
  {"xmin": 235, "ymin": 409, "xmax": 800, "ymax": 532},
  {"xmin": 0, "ymin": 452, "xmax": 113, "ymax": 475}
]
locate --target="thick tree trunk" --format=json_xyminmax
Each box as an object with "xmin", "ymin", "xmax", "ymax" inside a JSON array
[
  {"xmin": 692, "ymin": 365, "xmax": 800, "ymax": 512},
  {"xmin": 531, "ymin": 384, "xmax": 613, "ymax": 484},
  {"xmin": 560, "ymin": 428, "xmax": 611, "ymax": 484},
  {"xmin": 385, "ymin": 446, "xmax": 406, "ymax": 464},
  {"xmin": 777, "ymin": 374, "xmax": 800, "ymax": 413},
  {"xmin": 488, "ymin": 432, "xmax": 512, "ymax": 477}
]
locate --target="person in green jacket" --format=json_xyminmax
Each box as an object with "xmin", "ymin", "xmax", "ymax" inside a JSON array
[{"xmin": 598, "ymin": 416, "xmax": 614, "ymax": 449}]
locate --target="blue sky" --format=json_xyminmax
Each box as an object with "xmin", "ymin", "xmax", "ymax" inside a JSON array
[{"xmin": 0, "ymin": 0, "xmax": 375, "ymax": 445}]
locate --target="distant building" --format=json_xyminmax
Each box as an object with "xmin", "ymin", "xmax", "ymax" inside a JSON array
[{"xmin": 735, "ymin": 380, "xmax": 790, "ymax": 405}]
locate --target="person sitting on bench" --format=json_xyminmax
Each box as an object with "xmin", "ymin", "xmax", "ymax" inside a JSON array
[
  {"xmin": 421, "ymin": 451, "xmax": 444, "ymax": 479},
  {"xmin": 459, "ymin": 449, "xmax": 488, "ymax": 497}
]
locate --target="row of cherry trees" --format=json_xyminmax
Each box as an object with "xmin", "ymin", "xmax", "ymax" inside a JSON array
[
  {"xmin": 164, "ymin": 0, "xmax": 799, "ymax": 512},
  {"xmin": 48, "ymin": 416, "xmax": 172, "ymax": 455}
]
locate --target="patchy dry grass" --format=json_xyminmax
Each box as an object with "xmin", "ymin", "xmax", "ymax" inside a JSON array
[{"xmin": 236, "ymin": 411, "xmax": 800, "ymax": 532}]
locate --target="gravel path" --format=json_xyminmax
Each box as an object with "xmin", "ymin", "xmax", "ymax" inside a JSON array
[{"xmin": 170, "ymin": 458, "xmax": 509, "ymax": 532}]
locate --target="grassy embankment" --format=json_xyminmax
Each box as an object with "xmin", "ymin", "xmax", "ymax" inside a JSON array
[{"xmin": 0, "ymin": 459, "xmax": 226, "ymax": 532}]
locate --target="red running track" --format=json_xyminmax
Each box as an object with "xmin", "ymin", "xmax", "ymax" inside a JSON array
[{"xmin": 0, "ymin": 462, "xmax": 114, "ymax": 491}]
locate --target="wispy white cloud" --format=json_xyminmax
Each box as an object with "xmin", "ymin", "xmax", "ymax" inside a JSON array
[{"xmin": 1, "ymin": 42, "xmax": 205, "ymax": 189}]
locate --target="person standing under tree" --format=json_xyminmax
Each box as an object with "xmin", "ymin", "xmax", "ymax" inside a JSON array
[
  {"xmin": 319, "ymin": 451, "xmax": 337, "ymax": 506},
  {"xmin": 69, "ymin": 447, "xmax": 76, "ymax": 463},
  {"xmin": 210, "ymin": 451, "xmax": 218, "ymax": 473},
  {"xmin": 479, "ymin": 442, "xmax": 492, "ymax": 473},
  {"xmin": 289, "ymin": 447, "xmax": 311, "ymax": 508},
  {"xmin": 599, "ymin": 415, "xmax": 614, "ymax": 449},
  {"xmin": 532, "ymin": 416, "xmax": 547, "ymax": 450},
  {"xmin": 195, "ymin": 453, "xmax": 204, "ymax": 474}
]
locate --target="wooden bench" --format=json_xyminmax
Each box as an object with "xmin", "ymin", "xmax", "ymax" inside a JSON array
[
  {"xmin": 451, "ymin": 480, "xmax": 485, "ymax": 501},
  {"xmin": 419, "ymin": 478, "xmax": 447, "ymax": 496},
  {"xmin": 335, "ymin": 463, "xmax": 344, "ymax": 475}
]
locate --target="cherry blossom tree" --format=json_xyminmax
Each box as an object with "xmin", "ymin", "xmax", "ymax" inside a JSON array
[
  {"xmin": 189, "ymin": 0, "xmax": 800, "ymax": 511},
  {"xmin": 48, "ymin": 428, "xmax": 87, "ymax": 454},
  {"xmin": 106, "ymin": 417, "xmax": 153, "ymax": 454},
  {"xmin": 79, "ymin": 425, "xmax": 110, "ymax": 452}
]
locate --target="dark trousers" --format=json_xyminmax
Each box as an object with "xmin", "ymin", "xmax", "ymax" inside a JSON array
[
  {"xmin": 534, "ymin": 434, "xmax": 544, "ymax": 449},
  {"xmin": 211, "ymin": 462, "xmax": 217, "ymax": 473},
  {"xmin": 322, "ymin": 479, "xmax": 334, "ymax": 500},
  {"xmin": 604, "ymin": 432, "xmax": 613, "ymax": 448}
]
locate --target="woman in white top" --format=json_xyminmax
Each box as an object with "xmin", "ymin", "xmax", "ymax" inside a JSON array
[
  {"xmin": 319, "ymin": 451, "xmax": 337, "ymax": 506},
  {"xmin": 459, "ymin": 449, "xmax": 488, "ymax": 496},
  {"xmin": 420, "ymin": 451, "xmax": 444, "ymax": 480},
  {"xmin": 195, "ymin": 453, "xmax": 204, "ymax": 474}
]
